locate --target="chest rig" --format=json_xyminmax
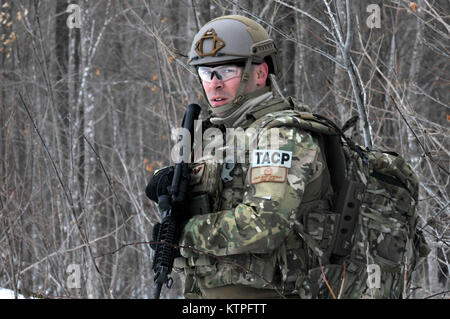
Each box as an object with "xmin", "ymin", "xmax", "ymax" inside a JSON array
[
  {"xmin": 188, "ymin": 152, "xmax": 248, "ymax": 216},
  {"xmin": 177, "ymin": 97, "xmax": 337, "ymax": 297},
  {"xmin": 187, "ymin": 97, "xmax": 299, "ymax": 216}
]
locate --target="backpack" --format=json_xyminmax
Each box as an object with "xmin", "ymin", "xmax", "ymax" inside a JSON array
[{"xmin": 280, "ymin": 99, "xmax": 430, "ymax": 298}]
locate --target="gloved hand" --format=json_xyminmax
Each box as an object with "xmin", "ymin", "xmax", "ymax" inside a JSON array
[
  {"xmin": 147, "ymin": 167, "xmax": 173, "ymax": 255},
  {"xmin": 145, "ymin": 166, "xmax": 174, "ymax": 203},
  {"xmin": 150, "ymin": 222, "xmax": 160, "ymax": 250}
]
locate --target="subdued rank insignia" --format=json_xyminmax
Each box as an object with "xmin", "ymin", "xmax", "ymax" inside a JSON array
[
  {"xmin": 195, "ymin": 28, "xmax": 225, "ymax": 57},
  {"xmin": 190, "ymin": 163, "xmax": 205, "ymax": 185},
  {"xmin": 251, "ymin": 149, "xmax": 292, "ymax": 168},
  {"xmin": 250, "ymin": 166, "xmax": 287, "ymax": 184}
]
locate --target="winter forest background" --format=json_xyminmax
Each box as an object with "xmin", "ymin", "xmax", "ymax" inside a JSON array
[{"xmin": 0, "ymin": 0, "xmax": 448, "ymax": 299}]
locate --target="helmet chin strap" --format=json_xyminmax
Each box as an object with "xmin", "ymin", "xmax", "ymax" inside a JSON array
[
  {"xmin": 207, "ymin": 57, "xmax": 254, "ymax": 117},
  {"xmin": 210, "ymin": 88, "xmax": 272, "ymax": 127}
]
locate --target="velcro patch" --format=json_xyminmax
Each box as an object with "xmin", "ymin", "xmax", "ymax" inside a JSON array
[
  {"xmin": 251, "ymin": 149, "xmax": 292, "ymax": 168},
  {"xmin": 250, "ymin": 166, "xmax": 287, "ymax": 184},
  {"xmin": 190, "ymin": 163, "xmax": 205, "ymax": 185}
]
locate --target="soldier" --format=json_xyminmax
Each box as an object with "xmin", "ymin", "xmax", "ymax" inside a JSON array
[
  {"xmin": 147, "ymin": 14, "xmax": 429, "ymax": 300},
  {"xmin": 152, "ymin": 14, "xmax": 334, "ymax": 299}
]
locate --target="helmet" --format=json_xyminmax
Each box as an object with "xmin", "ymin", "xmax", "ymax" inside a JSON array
[
  {"xmin": 188, "ymin": 15, "xmax": 279, "ymax": 76},
  {"xmin": 188, "ymin": 15, "xmax": 280, "ymax": 125}
]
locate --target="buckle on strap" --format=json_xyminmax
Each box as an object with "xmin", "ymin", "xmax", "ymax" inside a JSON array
[{"xmin": 232, "ymin": 95, "xmax": 245, "ymax": 107}]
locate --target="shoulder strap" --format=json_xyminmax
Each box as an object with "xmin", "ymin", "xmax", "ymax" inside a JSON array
[{"xmin": 248, "ymin": 97, "xmax": 292, "ymax": 120}]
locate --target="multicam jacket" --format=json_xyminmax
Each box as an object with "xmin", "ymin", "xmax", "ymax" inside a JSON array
[{"xmin": 174, "ymin": 96, "xmax": 335, "ymax": 298}]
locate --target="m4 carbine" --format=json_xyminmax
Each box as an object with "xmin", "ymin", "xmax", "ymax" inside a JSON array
[{"xmin": 151, "ymin": 103, "xmax": 201, "ymax": 299}]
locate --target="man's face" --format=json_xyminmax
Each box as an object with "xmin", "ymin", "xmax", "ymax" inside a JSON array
[{"xmin": 199, "ymin": 62, "xmax": 269, "ymax": 116}]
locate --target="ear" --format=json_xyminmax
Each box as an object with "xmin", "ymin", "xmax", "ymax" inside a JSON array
[{"xmin": 255, "ymin": 62, "xmax": 269, "ymax": 86}]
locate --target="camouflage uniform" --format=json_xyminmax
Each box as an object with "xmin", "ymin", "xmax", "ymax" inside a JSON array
[
  {"xmin": 174, "ymin": 96, "xmax": 335, "ymax": 299},
  {"xmin": 173, "ymin": 95, "xmax": 430, "ymax": 299}
]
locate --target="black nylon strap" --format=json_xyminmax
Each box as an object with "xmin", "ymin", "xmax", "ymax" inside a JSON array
[{"xmin": 371, "ymin": 170, "xmax": 407, "ymax": 190}]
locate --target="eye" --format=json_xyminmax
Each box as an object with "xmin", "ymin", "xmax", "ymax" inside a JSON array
[
  {"xmin": 224, "ymin": 68, "xmax": 236, "ymax": 74},
  {"xmin": 199, "ymin": 69, "xmax": 211, "ymax": 77}
]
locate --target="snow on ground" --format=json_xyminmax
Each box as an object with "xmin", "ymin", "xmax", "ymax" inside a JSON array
[{"xmin": 0, "ymin": 288, "xmax": 27, "ymax": 299}]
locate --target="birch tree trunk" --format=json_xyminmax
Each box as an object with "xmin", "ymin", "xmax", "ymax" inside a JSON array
[
  {"xmin": 333, "ymin": 0, "xmax": 348, "ymax": 127},
  {"xmin": 294, "ymin": 0, "xmax": 305, "ymax": 101},
  {"xmin": 405, "ymin": 0, "xmax": 425, "ymax": 162}
]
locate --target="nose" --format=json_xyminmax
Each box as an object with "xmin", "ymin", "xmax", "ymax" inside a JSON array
[{"xmin": 209, "ymin": 73, "xmax": 224, "ymax": 89}]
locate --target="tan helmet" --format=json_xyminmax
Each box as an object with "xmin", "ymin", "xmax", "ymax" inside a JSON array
[
  {"xmin": 188, "ymin": 15, "xmax": 279, "ymax": 125},
  {"xmin": 188, "ymin": 15, "xmax": 279, "ymax": 75}
]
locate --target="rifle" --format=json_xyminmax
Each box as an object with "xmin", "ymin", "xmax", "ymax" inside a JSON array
[{"xmin": 152, "ymin": 103, "xmax": 201, "ymax": 299}]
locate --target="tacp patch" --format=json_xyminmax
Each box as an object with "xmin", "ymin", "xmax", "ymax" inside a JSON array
[
  {"xmin": 251, "ymin": 149, "xmax": 292, "ymax": 168},
  {"xmin": 250, "ymin": 166, "xmax": 287, "ymax": 184}
]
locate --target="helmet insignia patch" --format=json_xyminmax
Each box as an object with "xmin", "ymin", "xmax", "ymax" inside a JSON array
[{"xmin": 195, "ymin": 28, "xmax": 225, "ymax": 58}]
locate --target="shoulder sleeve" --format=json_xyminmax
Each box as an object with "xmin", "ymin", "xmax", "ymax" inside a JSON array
[{"xmin": 180, "ymin": 125, "xmax": 321, "ymax": 257}]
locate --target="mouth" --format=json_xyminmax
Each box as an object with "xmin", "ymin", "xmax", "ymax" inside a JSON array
[{"xmin": 210, "ymin": 96, "xmax": 229, "ymax": 107}]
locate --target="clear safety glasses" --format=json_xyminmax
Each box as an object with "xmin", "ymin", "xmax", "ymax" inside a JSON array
[{"xmin": 197, "ymin": 65, "xmax": 243, "ymax": 82}]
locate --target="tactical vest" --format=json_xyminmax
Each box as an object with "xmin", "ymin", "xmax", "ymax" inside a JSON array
[{"xmin": 175, "ymin": 97, "xmax": 332, "ymax": 298}]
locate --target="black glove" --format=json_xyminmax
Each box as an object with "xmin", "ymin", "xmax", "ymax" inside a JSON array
[
  {"xmin": 145, "ymin": 166, "xmax": 174, "ymax": 203},
  {"xmin": 150, "ymin": 222, "xmax": 160, "ymax": 250}
]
